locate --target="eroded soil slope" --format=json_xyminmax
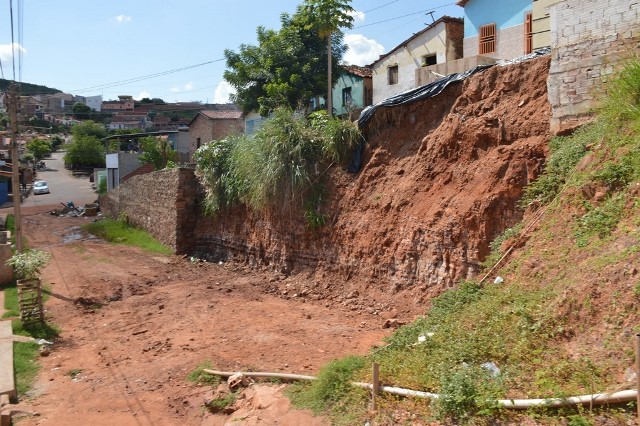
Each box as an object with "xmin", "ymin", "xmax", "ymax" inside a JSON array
[{"xmin": 196, "ymin": 56, "xmax": 551, "ymax": 305}]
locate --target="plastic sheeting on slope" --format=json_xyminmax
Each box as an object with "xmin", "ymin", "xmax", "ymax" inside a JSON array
[{"xmin": 349, "ymin": 48, "xmax": 551, "ymax": 173}]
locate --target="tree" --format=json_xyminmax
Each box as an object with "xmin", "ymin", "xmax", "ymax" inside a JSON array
[
  {"xmin": 138, "ymin": 136, "xmax": 178, "ymax": 170},
  {"xmin": 71, "ymin": 120, "xmax": 106, "ymax": 140},
  {"xmin": 224, "ymin": 2, "xmax": 348, "ymax": 116},
  {"xmin": 64, "ymin": 134, "xmax": 105, "ymax": 169},
  {"xmin": 72, "ymin": 102, "xmax": 93, "ymax": 120},
  {"xmin": 300, "ymin": 0, "xmax": 354, "ymax": 116},
  {"xmin": 26, "ymin": 138, "xmax": 52, "ymax": 161}
]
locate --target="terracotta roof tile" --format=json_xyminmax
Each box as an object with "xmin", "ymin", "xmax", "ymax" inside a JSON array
[
  {"xmin": 200, "ymin": 110, "xmax": 243, "ymax": 120},
  {"xmin": 342, "ymin": 65, "xmax": 372, "ymax": 78}
]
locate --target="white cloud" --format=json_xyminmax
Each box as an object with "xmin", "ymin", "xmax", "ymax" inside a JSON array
[
  {"xmin": 115, "ymin": 15, "xmax": 132, "ymax": 24},
  {"xmin": 214, "ymin": 81, "xmax": 236, "ymax": 104},
  {"xmin": 170, "ymin": 82, "xmax": 194, "ymax": 93},
  {"xmin": 0, "ymin": 43, "xmax": 26, "ymax": 64},
  {"xmin": 343, "ymin": 34, "xmax": 385, "ymax": 66},
  {"xmin": 348, "ymin": 10, "xmax": 366, "ymax": 23},
  {"xmin": 134, "ymin": 91, "xmax": 151, "ymax": 101}
]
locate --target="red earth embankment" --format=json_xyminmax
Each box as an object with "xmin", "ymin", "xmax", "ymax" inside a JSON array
[{"xmin": 194, "ymin": 56, "xmax": 551, "ymax": 309}]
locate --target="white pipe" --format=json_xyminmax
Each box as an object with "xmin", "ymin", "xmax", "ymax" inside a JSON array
[{"xmin": 202, "ymin": 369, "xmax": 637, "ymax": 409}]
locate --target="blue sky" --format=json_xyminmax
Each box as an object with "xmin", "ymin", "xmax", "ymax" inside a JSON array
[{"xmin": 0, "ymin": 0, "xmax": 462, "ymax": 104}]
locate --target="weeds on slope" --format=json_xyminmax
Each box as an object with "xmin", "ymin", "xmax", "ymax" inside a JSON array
[
  {"xmin": 289, "ymin": 57, "xmax": 640, "ymax": 425},
  {"xmin": 194, "ymin": 108, "xmax": 362, "ymax": 227}
]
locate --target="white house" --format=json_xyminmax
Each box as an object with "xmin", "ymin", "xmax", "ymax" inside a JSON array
[{"xmin": 370, "ymin": 16, "xmax": 464, "ymax": 104}]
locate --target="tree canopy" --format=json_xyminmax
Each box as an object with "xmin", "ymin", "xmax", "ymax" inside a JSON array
[
  {"xmin": 66, "ymin": 120, "xmax": 106, "ymax": 168},
  {"xmin": 223, "ymin": 0, "xmax": 352, "ymax": 116},
  {"xmin": 139, "ymin": 136, "xmax": 178, "ymax": 170},
  {"xmin": 26, "ymin": 138, "xmax": 52, "ymax": 161}
]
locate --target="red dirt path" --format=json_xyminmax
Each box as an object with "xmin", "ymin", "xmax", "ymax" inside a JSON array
[{"xmin": 15, "ymin": 206, "xmax": 393, "ymax": 425}]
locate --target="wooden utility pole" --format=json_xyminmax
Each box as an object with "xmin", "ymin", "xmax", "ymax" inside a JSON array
[{"xmin": 7, "ymin": 83, "xmax": 23, "ymax": 252}]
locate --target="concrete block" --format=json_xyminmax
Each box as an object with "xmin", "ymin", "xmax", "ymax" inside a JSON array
[{"xmin": 0, "ymin": 340, "xmax": 16, "ymax": 404}]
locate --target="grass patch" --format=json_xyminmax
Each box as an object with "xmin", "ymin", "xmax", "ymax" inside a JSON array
[
  {"xmin": 186, "ymin": 360, "xmax": 221, "ymax": 386},
  {"xmin": 14, "ymin": 341, "xmax": 40, "ymax": 394},
  {"xmin": 2, "ymin": 279, "xmax": 18, "ymax": 318},
  {"xmin": 575, "ymin": 194, "xmax": 626, "ymax": 247},
  {"xmin": 288, "ymin": 356, "xmax": 368, "ymax": 424},
  {"xmin": 205, "ymin": 392, "xmax": 237, "ymax": 412},
  {"xmin": 66, "ymin": 368, "xmax": 83, "ymax": 379},
  {"xmin": 82, "ymin": 218, "xmax": 172, "ymax": 255}
]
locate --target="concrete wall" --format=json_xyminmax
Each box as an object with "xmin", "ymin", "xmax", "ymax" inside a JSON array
[
  {"xmin": 99, "ymin": 168, "xmax": 199, "ymax": 253},
  {"xmin": 372, "ymin": 21, "xmax": 460, "ymax": 104},
  {"xmin": 532, "ymin": 0, "xmax": 563, "ymax": 49},
  {"xmin": 416, "ymin": 55, "xmax": 497, "ymax": 86},
  {"xmin": 548, "ymin": 0, "xmax": 640, "ymax": 134},
  {"xmin": 0, "ymin": 231, "xmax": 12, "ymax": 285}
]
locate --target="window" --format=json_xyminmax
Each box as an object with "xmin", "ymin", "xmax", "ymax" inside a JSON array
[
  {"xmin": 196, "ymin": 137, "xmax": 201, "ymax": 149},
  {"xmin": 388, "ymin": 65, "xmax": 399, "ymax": 85},
  {"xmin": 524, "ymin": 12, "xmax": 533, "ymax": 54},
  {"xmin": 422, "ymin": 54, "xmax": 437, "ymax": 67},
  {"xmin": 342, "ymin": 87, "xmax": 352, "ymax": 106},
  {"xmin": 479, "ymin": 23, "xmax": 496, "ymax": 54}
]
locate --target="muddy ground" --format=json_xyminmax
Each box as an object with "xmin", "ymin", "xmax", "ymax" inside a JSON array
[{"xmin": 13, "ymin": 206, "xmax": 401, "ymax": 425}]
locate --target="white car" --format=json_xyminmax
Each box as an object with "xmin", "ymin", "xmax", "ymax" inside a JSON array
[{"xmin": 33, "ymin": 180, "xmax": 49, "ymax": 195}]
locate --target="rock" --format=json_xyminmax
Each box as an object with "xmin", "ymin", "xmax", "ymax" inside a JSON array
[{"xmin": 382, "ymin": 318, "xmax": 403, "ymax": 329}]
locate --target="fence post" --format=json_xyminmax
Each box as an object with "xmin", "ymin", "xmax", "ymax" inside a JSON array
[{"xmin": 372, "ymin": 362, "xmax": 380, "ymax": 411}]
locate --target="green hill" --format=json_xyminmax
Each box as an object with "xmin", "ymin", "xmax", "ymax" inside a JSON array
[{"xmin": 0, "ymin": 78, "xmax": 62, "ymax": 96}]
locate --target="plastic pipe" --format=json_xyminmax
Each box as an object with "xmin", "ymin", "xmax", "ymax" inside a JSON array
[{"xmin": 202, "ymin": 369, "xmax": 637, "ymax": 410}]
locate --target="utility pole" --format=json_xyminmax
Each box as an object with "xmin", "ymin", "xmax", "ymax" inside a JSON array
[
  {"xmin": 327, "ymin": 33, "xmax": 333, "ymax": 117},
  {"xmin": 7, "ymin": 83, "xmax": 23, "ymax": 252}
]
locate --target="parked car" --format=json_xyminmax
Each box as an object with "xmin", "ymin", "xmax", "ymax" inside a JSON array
[{"xmin": 33, "ymin": 180, "xmax": 49, "ymax": 195}]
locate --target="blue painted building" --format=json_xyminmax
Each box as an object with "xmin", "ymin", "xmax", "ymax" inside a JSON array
[
  {"xmin": 457, "ymin": 0, "xmax": 533, "ymax": 60},
  {"xmin": 331, "ymin": 65, "xmax": 372, "ymax": 118}
]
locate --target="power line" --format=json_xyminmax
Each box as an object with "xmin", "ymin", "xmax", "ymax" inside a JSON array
[
  {"xmin": 9, "ymin": 0, "xmax": 16, "ymax": 80},
  {"xmin": 354, "ymin": 2, "xmax": 457, "ymax": 29}
]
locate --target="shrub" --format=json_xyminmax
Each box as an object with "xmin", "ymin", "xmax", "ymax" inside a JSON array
[{"xmin": 6, "ymin": 249, "xmax": 51, "ymax": 280}]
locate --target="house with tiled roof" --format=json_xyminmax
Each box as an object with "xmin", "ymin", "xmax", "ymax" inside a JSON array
[
  {"xmin": 331, "ymin": 65, "xmax": 372, "ymax": 118},
  {"xmin": 188, "ymin": 106, "xmax": 244, "ymax": 161},
  {"xmin": 370, "ymin": 16, "xmax": 463, "ymax": 104}
]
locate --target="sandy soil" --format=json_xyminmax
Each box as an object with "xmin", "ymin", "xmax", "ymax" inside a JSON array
[{"xmin": 13, "ymin": 205, "xmax": 393, "ymax": 425}]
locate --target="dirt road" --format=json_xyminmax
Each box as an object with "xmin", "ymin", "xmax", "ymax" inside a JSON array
[{"xmin": 13, "ymin": 205, "xmax": 391, "ymax": 425}]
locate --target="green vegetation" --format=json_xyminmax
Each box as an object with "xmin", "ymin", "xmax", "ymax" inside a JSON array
[
  {"xmin": 14, "ymin": 342, "xmax": 40, "ymax": 394},
  {"xmin": 82, "ymin": 218, "xmax": 172, "ymax": 255},
  {"xmin": 66, "ymin": 368, "xmax": 83, "ymax": 379},
  {"xmin": 64, "ymin": 120, "xmax": 107, "ymax": 168},
  {"xmin": 138, "ymin": 136, "xmax": 178, "ymax": 170},
  {"xmin": 7, "ymin": 249, "xmax": 51, "ymax": 280},
  {"xmin": 186, "ymin": 361, "xmax": 221, "ymax": 386},
  {"xmin": 26, "ymin": 138, "xmax": 52, "ymax": 161},
  {"xmin": 224, "ymin": 0, "xmax": 353, "ymax": 115},
  {"xmin": 195, "ymin": 108, "xmax": 361, "ymax": 226},
  {"xmin": 286, "ymin": 56, "xmax": 640, "ymax": 425},
  {"xmin": 205, "ymin": 392, "xmax": 237, "ymax": 412},
  {"xmin": 288, "ymin": 356, "xmax": 368, "ymax": 423}
]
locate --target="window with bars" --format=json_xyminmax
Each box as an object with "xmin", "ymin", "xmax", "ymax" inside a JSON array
[
  {"xmin": 524, "ymin": 12, "xmax": 533, "ymax": 54},
  {"xmin": 388, "ymin": 65, "xmax": 399, "ymax": 85},
  {"xmin": 479, "ymin": 23, "xmax": 496, "ymax": 54}
]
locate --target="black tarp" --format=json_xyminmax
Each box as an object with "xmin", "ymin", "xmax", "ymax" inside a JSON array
[{"xmin": 350, "ymin": 48, "xmax": 552, "ymax": 172}]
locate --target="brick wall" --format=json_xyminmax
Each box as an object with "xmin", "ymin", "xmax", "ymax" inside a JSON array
[
  {"xmin": 99, "ymin": 167, "xmax": 199, "ymax": 253},
  {"xmin": 548, "ymin": 0, "xmax": 640, "ymax": 134},
  {"xmin": 188, "ymin": 115, "xmax": 244, "ymax": 161}
]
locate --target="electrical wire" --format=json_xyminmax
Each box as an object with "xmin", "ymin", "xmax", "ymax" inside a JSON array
[{"xmin": 9, "ymin": 0, "xmax": 16, "ymax": 80}]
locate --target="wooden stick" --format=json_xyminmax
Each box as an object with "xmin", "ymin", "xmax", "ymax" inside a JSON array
[
  {"xmin": 636, "ymin": 334, "xmax": 640, "ymax": 423},
  {"xmin": 372, "ymin": 362, "xmax": 380, "ymax": 411}
]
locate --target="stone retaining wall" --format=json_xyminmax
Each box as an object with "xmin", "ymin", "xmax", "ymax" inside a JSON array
[{"xmin": 99, "ymin": 168, "xmax": 199, "ymax": 253}]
